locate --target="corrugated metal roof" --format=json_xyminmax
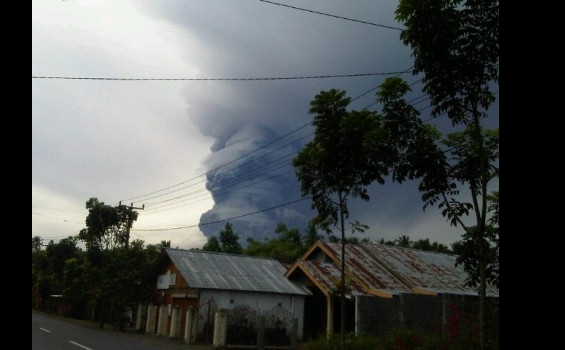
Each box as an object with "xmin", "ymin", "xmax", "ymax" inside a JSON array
[
  {"xmin": 339, "ymin": 243, "xmax": 414, "ymax": 295},
  {"xmin": 293, "ymin": 260, "xmax": 367, "ymax": 296},
  {"xmin": 350, "ymin": 242, "xmax": 499, "ymax": 297},
  {"xmin": 164, "ymin": 248, "xmax": 311, "ymax": 296},
  {"xmin": 288, "ymin": 241, "xmax": 499, "ymax": 298}
]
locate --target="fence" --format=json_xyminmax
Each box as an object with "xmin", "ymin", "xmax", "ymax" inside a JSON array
[
  {"xmin": 138, "ymin": 302, "xmax": 299, "ymax": 349},
  {"xmin": 219, "ymin": 305, "xmax": 298, "ymax": 349}
]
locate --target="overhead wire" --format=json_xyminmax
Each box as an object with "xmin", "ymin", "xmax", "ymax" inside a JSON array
[
  {"xmin": 125, "ymin": 74, "xmax": 413, "ymax": 211},
  {"xmin": 119, "ymin": 122, "xmax": 314, "ymax": 203},
  {"xmin": 144, "ymin": 167, "xmax": 297, "ymax": 215},
  {"xmin": 258, "ymin": 0, "xmax": 404, "ymax": 31},
  {"xmin": 143, "ymin": 155, "xmax": 295, "ymax": 210},
  {"xmin": 134, "ymin": 197, "xmax": 310, "ymax": 232},
  {"xmin": 34, "ymin": 74, "xmax": 487, "ymax": 234},
  {"xmin": 32, "ymin": 1, "xmax": 498, "ymax": 245},
  {"xmin": 123, "ymin": 128, "xmax": 314, "ymax": 208},
  {"xmin": 32, "ymin": 71, "xmax": 407, "ymax": 81},
  {"xmin": 132, "ymin": 76, "xmax": 430, "ymax": 230}
]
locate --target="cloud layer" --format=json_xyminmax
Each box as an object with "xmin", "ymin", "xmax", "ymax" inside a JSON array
[{"xmin": 32, "ymin": 0, "xmax": 498, "ymax": 249}]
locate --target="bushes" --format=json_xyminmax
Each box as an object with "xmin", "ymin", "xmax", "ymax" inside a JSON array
[
  {"xmin": 304, "ymin": 327, "xmax": 499, "ymax": 350},
  {"xmin": 306, "ymin": 333, "xmax": 382, "ymax": 350}
]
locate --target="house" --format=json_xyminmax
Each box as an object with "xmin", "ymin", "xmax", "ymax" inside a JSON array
[
  {"xmin": 285, "ymin": 240, "xmax": 499, "ymax": 339},
  {"xmin": 148, "ymin": 247, "xmax": 312, "ymax": 342}
]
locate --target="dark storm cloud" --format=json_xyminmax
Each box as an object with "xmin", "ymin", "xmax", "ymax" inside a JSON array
[
  {"xmin": 137, "ymin": 0, "xmax": 422, "ymax": 242},
  {"xmin": 33, "ymin": 0, "xmax": 496, "ymax": 248}
]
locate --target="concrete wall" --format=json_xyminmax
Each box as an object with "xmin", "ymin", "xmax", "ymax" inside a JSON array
[{"xmin": 200, "ymin": 290, "xmax": 306, "ymax": 340}]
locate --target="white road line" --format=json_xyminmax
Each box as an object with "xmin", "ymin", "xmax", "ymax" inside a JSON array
[
  {"xmin": 39, "ymin": 328, "xmax": 51, "ymax": 333},
  {"xmin": 69, "ymin": 341, "xmax": 93, "ymax": 350}
]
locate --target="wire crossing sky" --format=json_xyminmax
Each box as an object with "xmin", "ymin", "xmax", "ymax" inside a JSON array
[{"xmin": 32, "ymin": 0, "xmax": 498, "ymax": 249}]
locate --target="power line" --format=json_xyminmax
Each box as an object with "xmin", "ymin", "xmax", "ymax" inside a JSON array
[
  {"xmin": 31, "ymin": 205, "xmax": 86, "ymax": 214},
  {"xmin": 31, "ymin": 71, "xmax": 408, "ymax": 81},
  {"xmin": 144, "ymin": 154, "xmax": 296, "ymax": 210},
  {"xmin": 119, "ymin": 123, "xmax": 314, "ymax": 204},
  {"xmin": 144, "ymin": 167, "xmax": 297, "ymax": 214},
  {"xmin": 139, "ymin": 132, "xmax": 311, "ymax": 208},
  {"xmin": 133, "ymin": 197, "xmax": 310, "ymax": 231},
  {"xmin": 37, "ymin": 88, "xmax": 496, "ymax": 233},
  {"xmin": 120, "ymin": 70, "xmax": 416, "ymax": 208},
  {"xmin": 60, "ymin": 75, "xmax": 494, "ymax": 231},
  {"xmin": 32, "ymin": 211, "xmax": 83, "ymax": 224},
  {"xmin": 258, "ymin": 0, "xmax": 404, "ymax": 31}
]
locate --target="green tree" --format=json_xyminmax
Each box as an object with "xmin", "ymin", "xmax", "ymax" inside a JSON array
[
  {"xmin": 31, "ymin": 236, "xmax": 83, "ymax": 312},
  {"xmin": 219, "ymin": 222, "xmax": 243, "ymax": 254},
  {"xmin": 202, "ymin": 236, "xmax": 221, "ymax": 252},
  {"xmin": 376, "ymin": 237, "xmax": 396, "ymax": 246},
  {"xmin": 395, "ymin": 235, "xmax": 412, "ymax": 247},
  {"xmin": 62, "ymin": 256, "xmax": 90, "ymax": 318},
  {"xmin": 274, "ymin": 222, "xmax": 302, "ymax": 246},
  {"xmin": 32, "ymin": 235, "xmax": 43, "ymax": 254},
  {"xmin": 292, "ymin": 89, "xmax": 389, "ymax": 349},
  {"xmin": 380, "ymin": 2, "xmax": 500, "ymax": 348},
  {"xmin": 32, "ymin": 235, "xmax": 45, "ymax": 302},
  {"xmin": 412, "ymin": 238, "xmax": 452, "ymax": 253},
  {"xmin": 156, "ymin": 240, "xmax": 172, "ymax": 251},
  {"xmin": 79, "ymin": 198, "xmax": 139, "ymax": 252},
  {"xmin": 76, "ymin": 198, "xmax": 150, "ymax": 328},
  {"xmin": 95, "ymin": 241, "xmax": 154, "ymax": 329},
  {"xmin": 244, "ymin": 222, "xmax": 304, "ymax": 264},
  {"xmin": 452, "ymin": 191, "xmax": 499, "ymax": 288},
  {"xmin": 302, "ymin": 221, "xmax": 323, "ymax": 248},
  {"xmin": 44, "ymin": 236, "xmax": 82, "ymax": 282}
]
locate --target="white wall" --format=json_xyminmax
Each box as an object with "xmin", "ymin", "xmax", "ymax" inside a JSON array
[{"xmin": 199, "ymin": 290, "xmax": 305, "ymax": 340}]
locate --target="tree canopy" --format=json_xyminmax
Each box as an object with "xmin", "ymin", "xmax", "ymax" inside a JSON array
[{"xmin": 78, "ymin": 198, "xmax": 139, "ymax": 253}]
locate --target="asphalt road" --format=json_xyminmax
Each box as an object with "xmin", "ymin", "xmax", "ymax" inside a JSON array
[{"xmin": 32, "ymin": 310, "xmax": 213, "ymax": 350}]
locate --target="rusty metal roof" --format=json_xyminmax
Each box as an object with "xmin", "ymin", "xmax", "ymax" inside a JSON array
[
  {"xmin": 287, "ymin": 241, "xmax": 499, "ymax": 298},
  {"xmin": 289, "ymin": 260, "xmax": 367, "ymax": 297},
  {"xmin": 164, "ymin": 248, "xmax": 311, "ymax": 296}
]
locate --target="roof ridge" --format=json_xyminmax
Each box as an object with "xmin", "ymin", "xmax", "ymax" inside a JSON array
[
  {"xmin": 360, "ymin": 241, "xmax": 457, "ymax": 257},
  {"xmin": 165, "ymin": 247, "xmax": 279, "ymax": 261}
]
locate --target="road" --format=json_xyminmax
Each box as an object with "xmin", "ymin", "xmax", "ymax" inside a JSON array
[{"xmin": 32, "ymin": 310, "xmax": 213, "ymax": 350}]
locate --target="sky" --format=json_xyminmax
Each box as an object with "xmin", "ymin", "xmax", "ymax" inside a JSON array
[{"xmin": 32, "ymin": 0, "xmax": 499, "ymax": 250}]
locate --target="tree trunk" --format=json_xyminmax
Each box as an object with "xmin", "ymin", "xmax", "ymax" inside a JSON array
[{"xmin": 339, "ymin": 196, "xmax": 346, "ymax": 350}]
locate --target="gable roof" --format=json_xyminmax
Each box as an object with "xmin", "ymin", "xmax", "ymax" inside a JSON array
[
  {"xmin": 286, "ymin": 241, "xmax": 499, "ymax": 298},
  {"xmin": 161, "ymin": 248, "xmax": 311, "ymax": 296}
]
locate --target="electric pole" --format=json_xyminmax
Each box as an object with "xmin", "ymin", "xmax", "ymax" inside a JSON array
[{"xmin": 119, "ymin": 201, "xmax": 144, "ymax": 249}]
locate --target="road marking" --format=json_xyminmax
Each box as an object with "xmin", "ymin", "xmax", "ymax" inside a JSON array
[
  {"xmin": 69, "ymin": 341, "xmax": 93, "ymax": 350},
  {"xmin": 39, "ymin": 328, "xmax": 51, "ymax": 333}
]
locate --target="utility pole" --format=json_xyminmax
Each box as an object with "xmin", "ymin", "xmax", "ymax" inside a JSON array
[{"xmin": 119, "ymin": 201, "xmax": 144, "ymax": 248}]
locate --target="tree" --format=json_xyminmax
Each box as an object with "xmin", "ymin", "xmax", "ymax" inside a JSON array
[
  {"xmin": 219, "ymin": 222, "xmax": 243, "ymax": 254},
  {"xmin": 395, "ymin": 235, "xmax": 412, "ymax": 247},
  {"xmin": 76, "ymin": 197, "xmax": 148, "ymax": 327},
  {"xmin": 202, "ymin": 236, "xmax": 221, "ymax": 252},
  {"xmin": 157, "ymin": 240, "xmax": 172, "ymax": 250},
  {"xmin": 412, "ymin": 238, "xmax": 452, "ymax": 253},
  {"xmin": 44, "ymin": 236, "xmax": 82, "ymax": 283},
  {"xmin": 376, "ymin": 237, "xmax": 396, "ymax": 246},
  {"xmin": 292, "ymin": 89, "xmax": 389, "ymax": 349},
  {"xmin": 244, "ymin": 222, "xmax": 304, "ymax": 264},
  {"xmin": 302, "ymin": 221, "xmax": 323, "ymax": 248},
  {"xmin": 31, "ymin": 236, "xmax": 83, "ymax": 313},
  {"xmin": 32, "ymin": 235, "xmax": 43, "ymax": 254},
  {"xmin": 79, "ymin": 198, "xmax": 139, "ymax": 252},
  {"xmin": 378, "ymin": 1, "xmax": 500, "ymax": 348},
  {"xmin": 452, "ymin": 191, "xmax": 499, "ymax": 288},
  {"xmin": 274, "ymin": 222, "xmax": 302, "ymax": 246}
]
